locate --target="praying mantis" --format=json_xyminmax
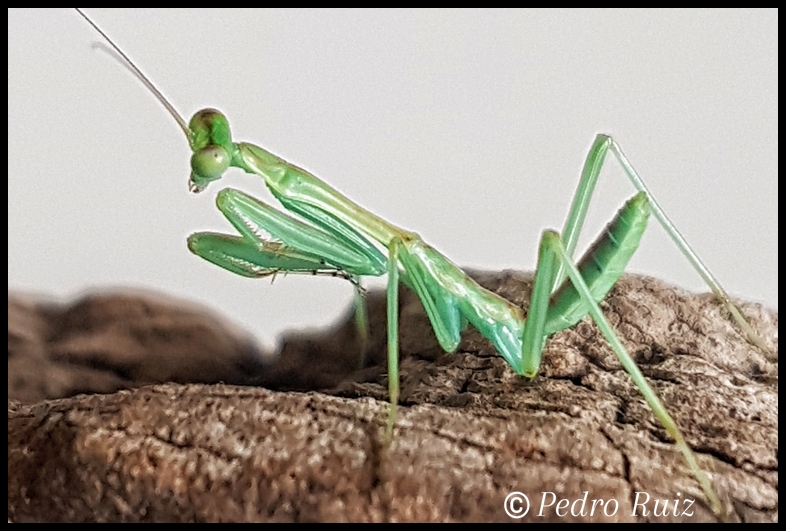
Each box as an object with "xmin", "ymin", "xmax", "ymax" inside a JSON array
[{"xmin": 35, "ymin": 8, "xmax": 773, "ymax": 520}]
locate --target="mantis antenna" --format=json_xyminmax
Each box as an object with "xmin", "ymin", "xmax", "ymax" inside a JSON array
[{"xmin": 74, "ymin": 8, "xmax": 191, "ymax": 140}]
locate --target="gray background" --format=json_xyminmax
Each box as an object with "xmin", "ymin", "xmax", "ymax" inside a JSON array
[{"xmin": 9, "ymin": 9, "xmax": 777, "ymax": 350}]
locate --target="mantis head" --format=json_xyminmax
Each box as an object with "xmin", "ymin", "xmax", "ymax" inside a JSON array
[
  {"xmin": 188, "ymin": 109, "xmax": 234, "ymax": 193},
  {"xmin": 74, "ymin": 10, "xmax": 233, "ymax": 194}
]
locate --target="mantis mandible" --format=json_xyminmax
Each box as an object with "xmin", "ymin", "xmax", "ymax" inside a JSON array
[{"xmin": 75, "ymin": 9, "xmax": 775, "ymax": 519}]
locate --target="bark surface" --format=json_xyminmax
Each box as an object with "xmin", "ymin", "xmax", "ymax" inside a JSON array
[{"xmin": 7, "ymin": 273, "xmax": 778, "ymax": 522}]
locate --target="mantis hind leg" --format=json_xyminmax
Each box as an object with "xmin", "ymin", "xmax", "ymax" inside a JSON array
[
  {"xmin": 555, "ymin": 135, "xmax": 773, "ymax": 358},
  {"xmin": 525, "ymin": 229, "xmax": 723, "ymax": 516}
]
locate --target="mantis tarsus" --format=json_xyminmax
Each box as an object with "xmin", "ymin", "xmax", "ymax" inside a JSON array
[{"xmin": 74, "ymin": 9, "xmax": 776, "ymax": 519}]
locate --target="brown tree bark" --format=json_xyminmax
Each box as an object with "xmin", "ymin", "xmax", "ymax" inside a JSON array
[{"xmin": 7, "ymin": 273, "xmax": 778, "ymax": 522}]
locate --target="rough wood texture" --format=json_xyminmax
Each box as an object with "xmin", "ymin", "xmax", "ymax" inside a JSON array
[{"xmin": 7, "ymin": 273, "xmax": 778, "ymax": 522}]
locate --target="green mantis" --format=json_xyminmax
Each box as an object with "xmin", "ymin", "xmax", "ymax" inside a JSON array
[{"xmin": 72, "ymin": 9, "xmax": 777, "ymax": 519}]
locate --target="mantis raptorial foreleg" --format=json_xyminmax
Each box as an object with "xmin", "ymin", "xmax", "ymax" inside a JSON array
[
  {"xmin": 188, "ymin": 186, "xmax": 383, "ymax": 364},
  {"xmin": 187, "ymin": 188, "xmax": 384, "ymax": 278}
]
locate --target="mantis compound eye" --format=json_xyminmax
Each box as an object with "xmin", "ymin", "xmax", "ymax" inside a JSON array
[
  {"xmin": 188, "ymin": 108, "xmax": 233, "ymax": 192},
  {"xmin": 190, "ymin": 145, "xmax": 230, "ymax": 192}
]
